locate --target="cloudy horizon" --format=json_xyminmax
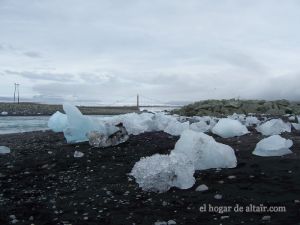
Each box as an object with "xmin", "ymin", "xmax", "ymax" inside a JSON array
[{"xmin": 1, "ymin": 0, "xmax": 300, "ymax": 105}]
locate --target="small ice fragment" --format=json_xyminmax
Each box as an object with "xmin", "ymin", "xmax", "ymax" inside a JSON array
[
  {"xmin": 0, "ymin": 146, "xmax": 10, "ymax": 154},
  {"xmin": 74, "ymin": 151, "xmax": 84, "ymax": 158},
  {"xmin": 253, "ymin": 135, "xmax": 293, "ymax": 157},
  {"xmin": 195, "ymin": 184, "xmax": 209, "ymax": 192},
  {"xmin": 292, "ymin": 123, "xmax": 300, "ymax": 131},
  {"xmin": 212, "ymin": 118, "xmax": 249, "ymax": 138},
  {"xmin": 1, "ymin": 111, "xmax": 8, "ymax": 116},
  {"xmin": 190, "ymin": 121, "xmax": 210, "ymax": 133}
]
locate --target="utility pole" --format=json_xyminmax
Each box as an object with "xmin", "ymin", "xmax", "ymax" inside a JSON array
[
  {"xmin": 13, "ymin": 83, "xmax": 16, "ymax": 103},
  {"xmin": 137, "ymin": 94, "xmax": 139, "ymax": 110},
  {"xmin": 17, "ymin": 83, "xmax": 20, "ymax": 104},
  {"xmin": 14, "ymin": 83, "xmax": 20, "ymax": 104}
]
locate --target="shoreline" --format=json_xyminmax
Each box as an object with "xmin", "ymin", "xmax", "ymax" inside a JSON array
[{"xmin": 0, "ymin": 127, "xmax": 300, "ymax": 224}]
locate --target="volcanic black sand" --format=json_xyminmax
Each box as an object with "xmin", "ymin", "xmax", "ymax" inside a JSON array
[{"xmin": 0, "ymin": 128, "xmax": 300, "ymax": 225}]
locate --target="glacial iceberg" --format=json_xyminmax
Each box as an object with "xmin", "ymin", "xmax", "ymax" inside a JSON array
[
  {"xmin": 130, "ymin": 153, "xmax": 195, "ymax": 193},
  {"xmin": 256, "ymin": 119, "xmax": 291, "ymax": 136},
  {"xmin": 212, "ymin": 118, "xmax": 249, "ymax": 138},
  {"xmin": 172, "ymin": 129, "xmax": 237, "ymax": 170},
  {"xmin": 48, "ymin": 111, "xmax": 68, "ymax": 132},
  {"xmin": 62, "ymin": 103, "xmax": 107, "ymax": 143},
  {"xmin": 253, "ymin": 135, "xmax": 293, "ymax": 156}
]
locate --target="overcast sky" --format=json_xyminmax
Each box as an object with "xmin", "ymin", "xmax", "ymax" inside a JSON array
[{"xmin": 1, "ymin": 0, "xmax": 300, "ymax": 104}]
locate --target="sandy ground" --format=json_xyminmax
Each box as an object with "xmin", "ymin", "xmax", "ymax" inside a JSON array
[{"xmin": 0, "ymin": 128, "xmax": 300, "ymax": 225}]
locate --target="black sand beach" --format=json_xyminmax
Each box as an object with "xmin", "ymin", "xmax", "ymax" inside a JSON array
[{"xmin": 0, "ymin": 127, "xmax": 300, "ymax": 225}]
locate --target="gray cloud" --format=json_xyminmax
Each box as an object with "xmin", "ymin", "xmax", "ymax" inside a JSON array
[
  {"xmin": 23, "ymin": 51, "xmax": 42, "ymax": 58},
  {"xmin": 0, "ymin": 0, "xmax": 300, "ymax": 103},
  {"xmin": 4, "ymin": 70, "xmax": 75, "ymax": 82}
]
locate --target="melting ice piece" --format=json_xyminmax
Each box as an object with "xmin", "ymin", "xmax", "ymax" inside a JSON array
[
  {"xmin": 0, "ymin": 146, "xmax": 10, "ymax": 154},
  {"xmin": 256, "ymin": 119, "xmax": 291, "ymax": 136},
  {"xmin": 164, "ymin": 120, "xmax": 190, "ymax": 136},
  {"xmin": 118, "ymin": 113, "xmax": 156, "ymax": 135},
  {"xmin": 74, "ymin": 150, "xmax": 84, "ymax": 158},
  {"xmin": 190, "ymin": 121, "xmax": 210, "ymax": 133},
  {"xmin": 292, "ymin": 123, "xmax": 300, "ymax": 131},
  {"xmin": 212, "ymin": 118, "xmax": 249, "ymax": 138},
  {"xmin": 172, "ymin": 129, "xmax": 237, "ymax": 170},
  {"xmin": 1, "ymin": 111, "xmax": 8, "ymax": 116},
  {"xmin": 87, "ymin": 123, "xmax": 129, "ymax": 147},
  {"xmin": 228, "ymin": 113, "xmax": 246, "ymax": 124},
  {"xmin": 253, "ymin": 135, "xmax": 293, "ymax": 156},
  {"xmin": 245, "ymin": 116, "xmax": 260, "ymax": 127},
  {"xmin": 48, "ymin": 111, "xmax": 68, "ymax": 132},
  {"xmin": 63, "ymin": 103, "xmax": 106, "ymax": 143},
  {"xmin": 130, "ymin": 152, "xmax": 195, "ymax": 193},
  {"xmin": 153, "ymin": 113, "xmax": 177, "ymax": 131}
]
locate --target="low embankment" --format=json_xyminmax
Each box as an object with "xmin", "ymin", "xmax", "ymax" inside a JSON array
[{"xmin": 0, "ymin": 102, "xmax": 139, "ymax": 116}]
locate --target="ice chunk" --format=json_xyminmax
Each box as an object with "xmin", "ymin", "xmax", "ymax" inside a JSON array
[
  {"xmin": 153, "ymin": 113, "xmax": 177, "ymax": 131},
  {"xmin": 74, "ymin": 150, "xmax": 84, "ymax": 158},
  {"xmin": 256, "ymin": 119, "xmax": 291, "ymax": 136},
  {"xmin": 0, "ymin": 146, "xmax": 10, "ymax": 154},
  {"xmin": 190, "ymin": 121, "xmax": 210, "ymax": 133},
  {"xmin": 87, "ymin": 123, "xmax": 129, "ymax": 147},
  {"xmin": 172, "ymin": 130, "xmax": 237, "ymax": 170},
  {"xmin": 48, "ymin": 111, "xmax": 68, "ymax": 132},
  {"xmin": 119, "ymin": 113, "xmax": 155, "ymax": 135},
  {"xmin": 245, "ymin": 116, "xmax": 260, "ymax": 127},
  {"xmin": 1, "ymin": 111, "xmax": 8, "ymax": 116},
  {"xmin": 164, "ymin": 121, "xmax": 190, "ymax": 136},
  {"xmin": 292, "ymin": 123, "xmax": 300, "ymax": 131},
  {"xmin": 253, "ymin": 135, "xmax": 293, "ymax": 156},
  {"xmin": 130, "ymin": 153, "xmax": 195, "ymax": 193},
  {"xmin": 62, "ymin": 103, "xmax": 106, "ymax": 143},
  {"xmin": 212, "ymin": 118, "xmax": 249, "ymax": 138},
  {"xmin": 228, "ymin": 113, "xmax": 246, "ymax": 124}
]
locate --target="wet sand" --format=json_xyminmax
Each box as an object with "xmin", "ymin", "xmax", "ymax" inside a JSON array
[{"xmin": 0, "ymin": 128, "xmax": 300, "ymax": 225}]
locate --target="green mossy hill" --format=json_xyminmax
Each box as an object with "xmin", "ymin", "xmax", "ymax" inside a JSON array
[{"xmin": 173, "ymin": 99, "xmax": 300, "ymax": 116}]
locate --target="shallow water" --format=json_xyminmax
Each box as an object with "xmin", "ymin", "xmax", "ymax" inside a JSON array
[
  {"xmin": 0, "ymin": 115, "xmax": 110, "ymax": 134},
  {"xmin": 0, "ymin": 116, "xmax": 50, "ymax": 134}
]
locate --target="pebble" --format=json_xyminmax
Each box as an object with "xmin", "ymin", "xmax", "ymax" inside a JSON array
[
  {"xmin": 221, "ymin": 216, "xmax": 229, "ymax": 220},
  {"xmin": 262, "ymin": 215, "xmax": 271, "ymax": 221},
  {"xmin": 214, "ymin": 194, "xmax": 223, "ymax": 200},
  {"xmin": 228, "ymin": 175, "xmax": 236, "ymax": 179}
]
